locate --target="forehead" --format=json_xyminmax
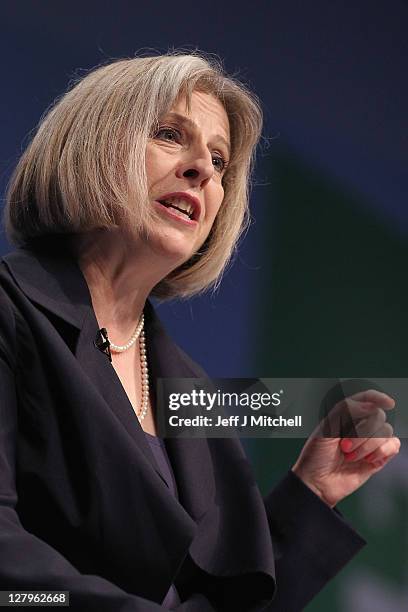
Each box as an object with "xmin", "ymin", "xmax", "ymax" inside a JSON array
[{"xmin": 167, "ymin": 90, "xmax": 230, "ymax": 143}]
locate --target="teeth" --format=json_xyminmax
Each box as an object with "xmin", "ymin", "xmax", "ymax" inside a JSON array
[{"xmin": 162, "ymin": 197, "xmax": 193, "ymax": 216}]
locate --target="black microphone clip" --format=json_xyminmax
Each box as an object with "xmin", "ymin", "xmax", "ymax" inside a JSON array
[{"xmin": 94, "ymin": 327, "xmax": 112, "ymax": 362}]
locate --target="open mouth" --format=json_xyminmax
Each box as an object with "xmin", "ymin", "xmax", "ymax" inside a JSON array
[{"xmin": 157, "ymin": 197, "xmax": 197, "ymax": 221}]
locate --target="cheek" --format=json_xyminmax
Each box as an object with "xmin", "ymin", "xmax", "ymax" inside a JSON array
[
  {"xmin": 208, "ymin": 187, "xmax": 225, "ymax": 221},
  {"xmin": 145, "ymin": 149, "xmax": 158, "ymax": 189},
  {"xmin": 145, "ymin": 146, "xmax": 171, "ymax": 191}
]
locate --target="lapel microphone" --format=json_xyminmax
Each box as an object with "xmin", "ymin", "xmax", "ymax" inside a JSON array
[{"xmin": 94, "ymin": 328, "xmax": 112, "ymax": 362}]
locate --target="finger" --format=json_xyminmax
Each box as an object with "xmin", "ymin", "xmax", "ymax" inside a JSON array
[
  {"xmin": 333, "ymin": 398, "xmax": 385, "ymax": 421},
  {"xmin": 367, "ymin": 457, "xmax": 390, "ymax": 471},
  {"xmin": 352, "ymin": 409, "xmax": 388, "ymax": 438},
  {"xmin": 341, "ymin": 424, "xmax": 394, "ymax": 461},
  {"xmin": 363, "ymin": 436, "xmax": 401, "ymax": 464},
  {"xmin": 320, "ymin": 394, "xmax": 393, "ymax": 438},
  {"xmin": 348, "ymin": 390, "xmax": 395, "ymax": 409},
  {"xmin": 331, "ymin": 401, "xmax": 388, "ymax": 439},
  {"xmin": 344, "ymin": 435, "xmax": 400, "ymax": 465}
]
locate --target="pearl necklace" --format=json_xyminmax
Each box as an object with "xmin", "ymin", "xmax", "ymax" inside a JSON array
[
  {"xmin": 109, "ymin": 314, "xmax": 149, "ymax": 422},
  {"xmin": 109, "ymin": 314, "xmax": 145, "ymax": 352}
]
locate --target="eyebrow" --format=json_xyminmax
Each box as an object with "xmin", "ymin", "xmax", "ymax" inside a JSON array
[{"xmin": 162, "ymin": 111, "xmax": 231, "ymax": 156}]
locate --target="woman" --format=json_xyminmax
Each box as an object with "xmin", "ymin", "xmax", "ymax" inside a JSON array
[{"xmin": 0, "ymin": 52, "xmax": 400, "ymax": 611}]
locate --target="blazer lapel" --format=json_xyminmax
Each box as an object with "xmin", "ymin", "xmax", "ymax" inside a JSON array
[
  {"xmin": 146, "ymin": 303, "xmax": 276, "ymax": 595},
  {"xmin": 145, "ymin": 307, "xmax": 216, "ymax": 521}
]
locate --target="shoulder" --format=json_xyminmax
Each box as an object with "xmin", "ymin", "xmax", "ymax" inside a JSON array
[
  {"xmin": 0, "ymin": 262, "xmax": 19, "ymax": 370},
  {"xmin": 144, "ymin": 300, "xmax": 209, "ymax": 379},
  {"xmin": 172, "ymin": 342, "xmax": 208, "ymax": 378}
]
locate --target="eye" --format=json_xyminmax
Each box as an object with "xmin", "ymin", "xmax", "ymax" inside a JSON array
[
  {"xmin": 154, "ymin": 126, "xmax": 182, "ymax": 143},
  {"xmin": 212, "ymin": 154, "xmax": 229, "ymax": 174}
]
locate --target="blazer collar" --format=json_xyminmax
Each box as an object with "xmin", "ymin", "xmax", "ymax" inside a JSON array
[
  {"xmin": 2, "ymin": 237, "xmax": 91, "ymax": 330},
  {"xmin": 2, "ymin": 240, "xmax": 201, "ymax": 379}
]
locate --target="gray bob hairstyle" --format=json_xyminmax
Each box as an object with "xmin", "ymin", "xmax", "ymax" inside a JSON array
[{"xmin": 3, "ymin": 51, "xmax": 263, "ymax": 299}]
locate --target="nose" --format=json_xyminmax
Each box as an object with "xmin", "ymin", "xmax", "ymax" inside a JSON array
[{"xmin": 175, "ymin": 146, "xmax": 214, "ymax": 187}]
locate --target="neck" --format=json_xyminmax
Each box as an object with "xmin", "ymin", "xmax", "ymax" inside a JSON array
[{"xmin": 69, "ymin": 228, "xmax": 169, "ymax": 343}]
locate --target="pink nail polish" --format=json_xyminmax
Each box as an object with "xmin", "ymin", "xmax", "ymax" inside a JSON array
[
  {"xmin": 344, "ymin": 451, "xmax": 357, "ymax": 461},
  {"xmin": 341, "ymin": 439, "xmax": 353, "ymax": 452}
]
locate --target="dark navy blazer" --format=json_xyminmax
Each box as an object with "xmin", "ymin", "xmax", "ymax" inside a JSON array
[{"xmin": 0, "ymin": 239, "xmax": 365, "ymax": 611}]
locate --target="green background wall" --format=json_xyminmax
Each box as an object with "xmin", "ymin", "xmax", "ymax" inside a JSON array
[{"xmin": 248, "ymin": 145, "xmax": 408, "ymax": 610}]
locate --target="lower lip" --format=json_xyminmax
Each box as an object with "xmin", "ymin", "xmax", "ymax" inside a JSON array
[{"xmin": 153, "ymin": 201, "xmax": 198, "ymax": 227}]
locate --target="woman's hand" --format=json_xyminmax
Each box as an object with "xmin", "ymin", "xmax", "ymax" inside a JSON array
[{"xmin": 292, "ymin": 390, "xmax": 401, "ymax": 508}]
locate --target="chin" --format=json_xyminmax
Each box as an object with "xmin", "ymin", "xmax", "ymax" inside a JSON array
[{"xmin": 149, "ymin": 231, "xmax": 197, "ymax": 267}]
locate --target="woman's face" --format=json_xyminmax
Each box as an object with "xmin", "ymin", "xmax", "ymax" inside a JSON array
[{"xmin": 145, "ymin": 90, "xmax": 230, "ymax": 265}]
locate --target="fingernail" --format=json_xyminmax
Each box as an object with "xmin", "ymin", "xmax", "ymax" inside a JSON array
[
  {"xmin": 344, "ymin": 451, "xmax": 357, "ymax": 461},
  {"xmin": 341, "ymin": 439, "xmax": 353, "ymax": 452},
  {"xmin": 365, "ymin": 452, "xmax": 376, "ymax": 462}
]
